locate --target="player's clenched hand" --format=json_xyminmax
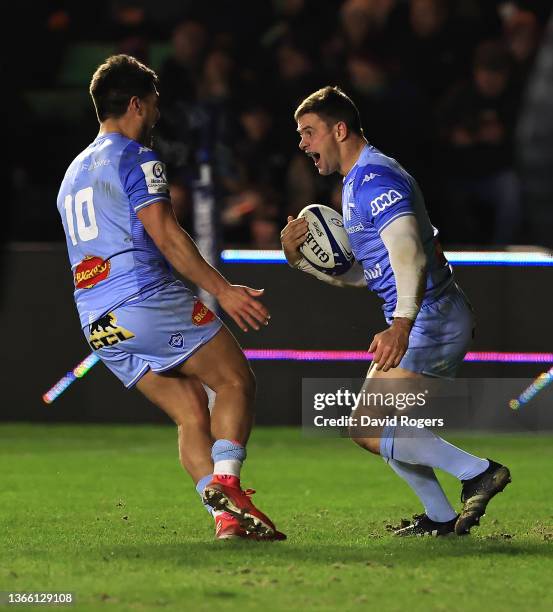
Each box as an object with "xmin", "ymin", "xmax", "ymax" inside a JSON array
[
  {"xmin": 368, "ymin": 319, "xmax": 412, "ymax": 372},
  {"xmin": 280, "ymin": 216, "xmax": 308, "ymax": 266},
  {"xmin": 216, "ymin": 284, "xmax": 270, "ymax": 332}
]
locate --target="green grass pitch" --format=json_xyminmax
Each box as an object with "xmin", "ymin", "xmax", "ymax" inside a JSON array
[{"xmin": 1, "ymin": 424, "xmax": 552, "ymax": 611}]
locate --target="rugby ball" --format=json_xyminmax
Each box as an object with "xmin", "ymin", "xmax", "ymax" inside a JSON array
[{"xmin": 298, "ymin": 204, "xmax": 354, "ymax": 276}]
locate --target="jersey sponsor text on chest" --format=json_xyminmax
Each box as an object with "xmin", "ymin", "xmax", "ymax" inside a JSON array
[{"xmin": 346, "ymin": 222, "xmax": 364, "ymax": 234}]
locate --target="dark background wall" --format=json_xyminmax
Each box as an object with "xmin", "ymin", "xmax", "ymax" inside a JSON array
[{"xmin": 1, "ymin": 245, "xmax": 552, "ymax": 425}]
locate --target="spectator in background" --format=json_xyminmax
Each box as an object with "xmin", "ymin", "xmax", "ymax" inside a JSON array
[
  {"xmin": 234, "ymin": 104, "xmax": 287, "ymax": 209},
  {"xmin": 323, "ymin": 0, "xmax": 398, "ymax": 78},
  {"xmin": 263, "ymin": 38, "xmax": 325, "ymax": 167},
  {"xmin": 344, "ymin": 52, "xmax": 430, "ymax": 180},
  {"xmin": 13, "ymin": 0, "xmax": 551, "ymax": 247},
  {"xmin": 341, "ymin": 0, "xmax": 397, "ymax": 53},
  {"xmin": 222, "ymin": 104, "xmax": 286, "ymax": 246},
  {"xmin": 162, "ymin": 20, "xmax": 207, "ymax": 105},
  {"xmin": 250, "ymin": 215, "xmax": 282, "ymax": 249},
  {"xmin": 503, "ymin": 9, "xmax": 541, "ymax": 93},
  {"xmin": 198, "ymin": 49, "xmax": 238, "ymax": 104},
  {"xmin": 271, "ymin": 41, "xmax": 321, "ymax": 123},
  {"xmin": 155, "ymin": 20, "xmax": 208, "ymax": 230},
  {"xmin": 399, "ymin": 0, "xmax": 472, "ymax": 105},
  {"xmin": 197, "ymin": 48, "xmax": 242, "ymax": 194},
  {"xmin": 516, "ymin": 13, "xmax": 553, "ymax": 249},
  {"xmin": 262, "ymin": 0, "xmax": 336, "ymax": 56},
  {"xmin": 285, "ymin": 153, "xmax": 320, "ymax": 218},
  {"xmin": 111, "ymin": 1, "xmax": 150, "ymax": 61},
  {"xmin": 436, "ymin": 40, "xmax": 522, "ymax": 244}
]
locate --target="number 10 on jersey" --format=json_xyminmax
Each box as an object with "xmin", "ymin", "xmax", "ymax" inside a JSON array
[{"xmin": 64, "ymin": 186, "xmax": 98, "ymax": 245}]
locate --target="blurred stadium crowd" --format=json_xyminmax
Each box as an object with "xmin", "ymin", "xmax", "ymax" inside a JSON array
[{"xmin": 8, "ymin": 0, "xmax": 553, "ymax": 248}]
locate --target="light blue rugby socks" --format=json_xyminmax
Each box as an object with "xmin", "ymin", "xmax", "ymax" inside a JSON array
[
  {"xmin": 380, "ymin": 425, "xmax": 489, "ymax": 481},
  {"xmin": 211, "ymin": 439, "xmax": 247, "ymax": 478},
  {"xmin": 196, "ymin": 474, "xmax": 214, "ymax": 514},
  {"xmin": 195, "ymin": 440, "xmax": 247, "ymax": 514},
  {"xmin": 386, "ymin": 458, "xmax": 458, "ymax": 523}
]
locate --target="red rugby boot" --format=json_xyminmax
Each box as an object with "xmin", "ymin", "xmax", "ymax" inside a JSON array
[
  {"xmin": 214, "ymin": 511, "xmax": 286, "ymax": 541},
  {"xmin": 203, "ymin": 475, "xmax": 286, "ymax": 540},
  {"xmin": 214, "ymin": 511, "xmax": 248, "ymax": 540}
]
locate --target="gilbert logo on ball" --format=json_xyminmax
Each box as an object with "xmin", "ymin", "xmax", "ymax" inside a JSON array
[{"xmin": 298, "ymin": 204, "xmax": 354, "ymax": 276}]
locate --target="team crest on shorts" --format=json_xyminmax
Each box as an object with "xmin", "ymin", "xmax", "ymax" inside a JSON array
[
  {"xmin": 88, "ymin": 313, "xmax": 134, "ymax": 350},
  {"xmin": 192, "ymin": 300, "xmax": 215, "ymax": 326},
  {"xmin": 168, "ymin": 333, "xmax": 184, "ymax": 348}
]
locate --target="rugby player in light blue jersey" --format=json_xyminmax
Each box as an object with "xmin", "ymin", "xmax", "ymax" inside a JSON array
[
  {"xmin": 57, "ymin": 55, "xmax": 285, "ymax": 541},
  {"xmin": 281, "ymin": 86, "xmax": 511, "ymax": 536}
]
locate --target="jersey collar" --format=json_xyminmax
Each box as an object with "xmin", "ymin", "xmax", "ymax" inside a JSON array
[{"xmin": 343, "ymin": 144, "xmax": 371, "ymax": 184}]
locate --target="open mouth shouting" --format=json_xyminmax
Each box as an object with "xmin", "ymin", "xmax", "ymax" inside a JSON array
[{"xmin": 307, "ymin": 151, "xmax": 321, "ymax": 168}]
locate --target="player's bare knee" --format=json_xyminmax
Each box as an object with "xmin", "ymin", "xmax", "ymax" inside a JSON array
[
  {"xmin": 246, "ymin": 365, "xmax": 256, "ymax": 399},
  {"xmin": 220, "ymin": 363, "xmax": 256, "ymax": 401},
  {"xmin": 172, "ymin": 407, "xmax": 209, "ymax": 429},
  {"xmin": 238, "ymin": 365, "xmax": 256, "ymax": 401}
]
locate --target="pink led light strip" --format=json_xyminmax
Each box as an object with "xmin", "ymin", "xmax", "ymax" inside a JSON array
[
  {"xmin": 43, "ymin": 350, "xmax": 553, "ymax": 404},
  {"xmin": 243, "ymin": 350, "xmax": 553, "ymax": 363}
]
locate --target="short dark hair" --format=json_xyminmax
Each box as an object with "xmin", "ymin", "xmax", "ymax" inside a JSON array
[
  {"xmin": 89, "ymin": 54, "xmax": 159, "ymax": 122},
  {"xmin": 294, "ymin": 86, "xmax": 363, "ymax": 136}
]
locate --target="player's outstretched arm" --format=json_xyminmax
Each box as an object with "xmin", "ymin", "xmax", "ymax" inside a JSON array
[
  {"xmin": 368, "ymin": 215, "xmax": 427, "ymax": 371},
  {"xmin": 138, "ymin": 200, "xmax": 269, "ymax": 332},
  {"xmin": 280, "ymin": 216, "xmax": 364, "ymax": 288}
]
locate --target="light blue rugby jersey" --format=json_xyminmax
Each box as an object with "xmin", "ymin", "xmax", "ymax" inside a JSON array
[
  {"xmin": 57, "ymin": 133, "xmax": 175, "ymax": 328},
  {"xmin": 342, "ymin": 144, "xmax": 453, "ymax": 318}
]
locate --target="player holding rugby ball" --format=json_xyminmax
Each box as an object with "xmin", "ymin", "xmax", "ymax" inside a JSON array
[{"xmin": 281, "ymin": 86, "xmax": 510, "ymax": 537}]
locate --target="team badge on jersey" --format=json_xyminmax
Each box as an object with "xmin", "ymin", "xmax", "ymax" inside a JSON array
[
  {"xmin": 74, "ymin": 256, "xmax": 111, "ymax": 289},
  {"xmin": 168, "ymin": 333, "xmax": 184, "ymax": 348},
  {"xmin": 192, "ymin": 301, "xmax": 215, "ymax": 326},
  {"xmin": 140, "ymin": 160, "xmax": 168, "ymax": 194},
  {"xmin": 88, "ymin": 313, "xmax": 135, "ymax": 350}
]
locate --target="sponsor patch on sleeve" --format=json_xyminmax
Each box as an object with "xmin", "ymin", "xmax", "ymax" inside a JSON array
[
  {"xmin": 370, "ymin": 189, "xmax": 403, "ymax": 216},
  {"xmin": 140, "ymin": 160, "xmax": 169, "ymax": 195}
]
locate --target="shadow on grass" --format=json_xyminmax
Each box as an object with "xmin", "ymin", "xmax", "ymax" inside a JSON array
[{"xmin": 100, "ymin": 538, "xmax": 553, "ymax": 568}]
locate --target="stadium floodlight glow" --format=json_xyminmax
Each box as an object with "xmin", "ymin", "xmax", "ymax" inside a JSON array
[{"xmin": 221, "ymin": 249, "xmax": 553, "ymax": 266}]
